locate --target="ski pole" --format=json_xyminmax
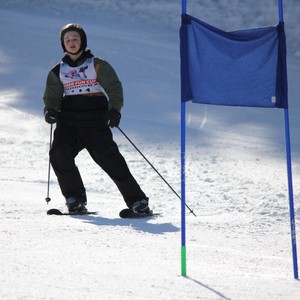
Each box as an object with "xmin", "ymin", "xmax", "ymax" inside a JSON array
[
  {"xmin": 45, "ymin": 124, "xmax": 53, "ymax": 204},
  {"xmin": 117, "ymin": 126, "xmax": 196, "ymax": 216}
]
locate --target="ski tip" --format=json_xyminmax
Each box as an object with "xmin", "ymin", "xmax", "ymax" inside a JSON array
[
  {"xmin": 47, "ymin": 208, "xmax": 63, "ymax": 215},
  {"xmin": 47, "ymin": 208, "xmax": 98, "ymax": 216}
]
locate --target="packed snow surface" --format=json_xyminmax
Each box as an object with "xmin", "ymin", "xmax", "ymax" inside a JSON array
[{"xmin": 1, "ymin": 1, "xmax": 300, "ymax": 299}]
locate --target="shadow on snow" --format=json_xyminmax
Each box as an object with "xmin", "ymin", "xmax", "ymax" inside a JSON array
[{"xmin": 71, "ymin": 214, "xmax": 179, "ymax": 235}]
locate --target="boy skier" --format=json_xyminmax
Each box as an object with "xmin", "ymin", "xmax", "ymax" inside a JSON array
[{"xmin": 43, "ymin": 23, "xmax": 150, "ymax": 216}]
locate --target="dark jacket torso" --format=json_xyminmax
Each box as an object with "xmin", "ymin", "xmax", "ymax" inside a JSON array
[{"xmin": 43, "ymin": 50, "xmax": 123, "ymax": 127}]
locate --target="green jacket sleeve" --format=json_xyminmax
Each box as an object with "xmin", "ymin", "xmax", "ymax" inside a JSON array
[
  {"xmin": 43, "ymin": 64, "xmax": 64, "ymax": 112},
  {"xmin": 94, "ymin": 58, "xmax": 124, "ymax": 112}
]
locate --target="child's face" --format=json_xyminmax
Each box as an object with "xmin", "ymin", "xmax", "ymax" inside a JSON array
[{"xmin": 63, "ymin": 31, "xmax": 81, "ymax": 54}]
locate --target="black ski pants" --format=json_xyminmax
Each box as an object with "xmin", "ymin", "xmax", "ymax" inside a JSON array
[{"xmin": 49, "ymin": 125, "xmax": 146, "ymax": 208}]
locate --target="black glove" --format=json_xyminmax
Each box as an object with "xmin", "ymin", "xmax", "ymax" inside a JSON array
[
  {"xmin": 44, "ymin": 109, "xmax": 58, "ymax": 124},
  {"xmin": 107, "ymin": 109, "xmax": 121, "ymax": 128}
]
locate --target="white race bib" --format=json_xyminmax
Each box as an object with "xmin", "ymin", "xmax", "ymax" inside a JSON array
[{"xmin": 59, "ymin": 57, "xmax": 107, "ymax": 97}]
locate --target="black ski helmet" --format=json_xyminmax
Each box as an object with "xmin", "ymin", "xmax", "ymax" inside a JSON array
[{"xmin": 60, "ymin": 23, "xmax": 87, "ymax": 53}]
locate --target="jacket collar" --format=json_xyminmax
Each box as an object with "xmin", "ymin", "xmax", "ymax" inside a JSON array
[{"xmin": 62, "ymin": 49, "xmax": 93, "ymax": 67}]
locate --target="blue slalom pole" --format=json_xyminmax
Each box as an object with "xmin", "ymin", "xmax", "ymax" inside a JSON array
[
  {"xmin": 278, "ymin": 0, "xmax": 298, "ymax": 279},
  {"xmin": 278, "ymin": 0, "xmax": 284, "ymax": 23},
  {"xmin": 181, "ymin": 0, "xmax": 187, "ymax": 276},
  {"xmin": 182, "ymin": 0, "xmax": 187, "ymax": 13},
  {"xmin": 284, "ymin": 109, "xmax": 299, "ymax": 279},
  {"xmin": 181, "ymin": 102, "xmax": 186, "ymax": 276}
]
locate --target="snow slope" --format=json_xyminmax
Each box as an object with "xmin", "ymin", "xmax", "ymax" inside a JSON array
[{"xmin": 1, "ymin": 0, "xmax": 300, "ymax": 299}]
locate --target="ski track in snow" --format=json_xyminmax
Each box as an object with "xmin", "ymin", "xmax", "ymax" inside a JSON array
[{"xmin": 1, "ymin": 1, "xmax": 300, "ymax": 299}]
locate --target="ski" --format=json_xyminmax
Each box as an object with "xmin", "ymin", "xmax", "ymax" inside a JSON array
[
  {"xmin": 47, "ymin": 208, "xmax": 159, "ymax": 218},
  {"xmin": 47, "ymin": 208, "xmax": 97, "ymax": 216},
  {"xmin": 119, "ymin": 208, "xmax": 160, "ymax": 219}
]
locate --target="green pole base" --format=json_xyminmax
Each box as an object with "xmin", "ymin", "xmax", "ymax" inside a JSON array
[{"xmin": 181, "ymin": 246, "xmax": 187, "ymax": 276}]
